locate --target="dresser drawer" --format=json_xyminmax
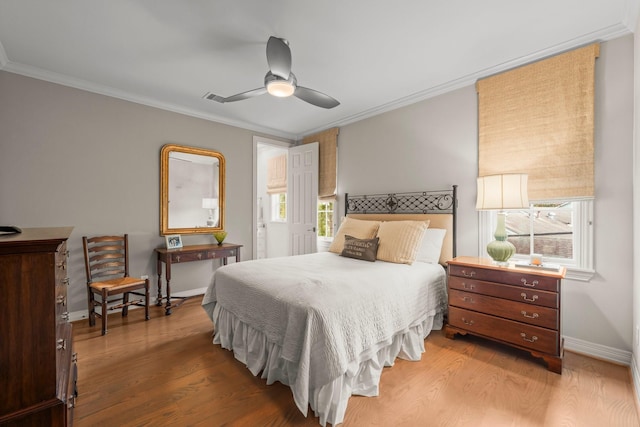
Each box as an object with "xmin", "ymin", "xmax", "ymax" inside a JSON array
[
  {"xmin": 449, "ymin": 264, "xmax": 560, "ymax": 292},
  {"xmin": 448, "ymin": 306, "xmax": 558, "ymax": 354},
  {"xmin": 449, "ymin": 289, "xmax": 559, "ymax": 329},
  {"xmin": 209, "ymin": 248, "xmax": 237, "ymax": 259},
  {"xmin": 448, "ymin": 276, "xmax": 558, "ymax": 308}
]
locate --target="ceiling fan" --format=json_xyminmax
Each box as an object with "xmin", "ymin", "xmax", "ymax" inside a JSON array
[{"xmin": 204, "ymin": 36, "xmax": 340, "ymax": 109}]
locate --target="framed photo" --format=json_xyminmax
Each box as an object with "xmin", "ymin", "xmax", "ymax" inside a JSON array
[{"xmin": 165, "ymin": 234, "xmax": 183, "ymax": 249}]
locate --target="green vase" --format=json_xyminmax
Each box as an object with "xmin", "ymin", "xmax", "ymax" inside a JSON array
[{"xmin": 486, "ymin": 212, "xmax": 515, "ymax": 266}]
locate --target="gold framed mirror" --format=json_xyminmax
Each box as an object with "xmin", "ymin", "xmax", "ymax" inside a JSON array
[{"xmin": 160, "ymin": 144, "xmax": 225, "ymax": 235}]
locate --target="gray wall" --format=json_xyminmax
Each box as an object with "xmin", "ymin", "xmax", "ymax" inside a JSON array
[
  {"xmin": 0, "ymin": 35, "xmax": 635, "ymax": 360},
  {"xmin": 633, "ymin": 15, "xmax": 640, "ymax": 386},
  {"xmin": 0, "ymin": 71, "xmax": 290, "ymax": 316},
  {"xmin": 337, "ymin": 35, "xmax": 635, "ymax": 356}
]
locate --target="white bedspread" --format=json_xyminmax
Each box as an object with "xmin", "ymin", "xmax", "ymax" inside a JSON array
[{"xmin": 202, "ymin": 252, "xmax": 447, "ymax": 425}]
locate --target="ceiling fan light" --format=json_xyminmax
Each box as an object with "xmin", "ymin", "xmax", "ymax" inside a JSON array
[{"xmin": 267, "ymin": 80, "xmax": 295, "ymax": 97}]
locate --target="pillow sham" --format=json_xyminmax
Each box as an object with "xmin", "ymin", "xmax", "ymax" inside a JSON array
[
  {"xmin": 341, "ymin": 235, "xmax": 379, "ymax": 262},
  {"xmin": 328, "ymin": 217, "xmax": 381, "ymax": 254},
  {"xmin": 415, "ymin": 228, "xmax": 447, "ymax": 264},
  {"xmin": 376, "ymin": 220, "xmax": 429, "ymax": 264}
]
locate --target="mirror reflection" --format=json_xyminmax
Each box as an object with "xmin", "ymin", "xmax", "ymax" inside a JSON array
[{"xmin": 161, "ymin": 144, "xmax": 225, "ymax": 235}]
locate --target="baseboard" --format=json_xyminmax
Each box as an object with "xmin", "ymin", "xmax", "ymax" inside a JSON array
[
  {"xmin": 564, "ymin": 335, "xmax": 632, "ymax": 366},
  {"xmin": 69, "ymin": 287, "xmax": 208, "ymax": 322}
]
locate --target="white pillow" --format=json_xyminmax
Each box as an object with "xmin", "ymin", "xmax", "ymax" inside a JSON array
[{"xmin": 415, "ymin": 228, "xmax": 447, "ymax": 264}]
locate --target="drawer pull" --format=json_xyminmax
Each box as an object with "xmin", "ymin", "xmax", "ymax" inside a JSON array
[
  {"xmin": 57, "ymin": 261, "xmax": 67, "ymax": 270},
  {"xmin": 520, "ymin": 333, "xmax": 538, "ymax": 343},
  {"xmin": 63, "ymin": 277, "xmax": 70, "ymax": 286},
  {"xmin": 197, "ymin": 253, "xmax": 203, "ymax": 260},
  {"xmin": 521, "ymin": 278, "xmax": 539, "ymax": 287},
  {"xmin": 68, "ymin": 395, "xmax": 76, "ymax": 409},
  {"xmin": 460, "ymin": 270, "xmax": 476, "ymax": 278},
  {"xmin": 462, "ymin": 296, "xmax": 475, "ymax": 303},
  {"xmin": 520, "ymin": 292, "xmax": 538, "ymax": 302},
  {"xmin": 61, "ymin": 311, "xmax": 70, "ymax": 321},
  {"xmin": 462, "ymin": 282, "xmax": 475, "ymax": 290},
  {"xmin": 521, "ymin": 310, "xmax": 539, "ymax": 319},
  {"xmin": 56, "ymin": 295, "xmax": 67, "ymax": 305},
  {"xmin": 461, "ymin": 317, "xmax": 475, "ymax": 326},
  {"xmin": 175, "ymin": 255, "xmax": 181, "ymax": 262},
  {"xmin": 57, "ymin": 338, "xmax": 67, "ymax": 350}
]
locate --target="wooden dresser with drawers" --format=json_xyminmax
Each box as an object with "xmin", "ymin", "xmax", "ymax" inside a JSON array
[
  {"xmin": 445, "ymin": 256, "xmax": 566, "ymax": 373},
  {"xmin": 0, "ymin": 227, "xmax": 77, "ymax": 425}
]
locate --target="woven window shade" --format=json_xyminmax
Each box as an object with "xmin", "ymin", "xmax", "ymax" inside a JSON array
[
  {"xmin": 266, "ymin": 154, "xmax": 287, "ymax": 195},
  {"xmin": 477, "ymin": 43, "xmax": 599, "ymax": 201},
  {"xmin": 302, "ymin": 127, "xmax": 339, "ymax": 200}
]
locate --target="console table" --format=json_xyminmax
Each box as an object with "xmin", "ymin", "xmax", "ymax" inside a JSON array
[{"xmin": 155, "ymin": 243, "xmax": 242, "ymax": 315}]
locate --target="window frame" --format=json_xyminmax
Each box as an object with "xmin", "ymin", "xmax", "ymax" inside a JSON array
[
  {"xmin": 270, "ymin": 193, "xmax": 287, "ymax": 223},
  {"xmin": 478, "ymin": 200, "xmax": 594, "ymax": 281},
  {"xmin": 317, "ymin": 200, "xmax": 334, "ymax": 241}
]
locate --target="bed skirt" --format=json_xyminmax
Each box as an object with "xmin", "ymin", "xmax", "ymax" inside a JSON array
[{"xmin": 202, "ymin": 301, "xmax": 443, "ymax": 426}]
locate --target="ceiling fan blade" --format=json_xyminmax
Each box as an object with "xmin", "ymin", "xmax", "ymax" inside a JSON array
[
  {"xmin": 294, "ymin": 86, "xmax": 340, "ymax": 109},
  {"xmin": 266, "ymin": 36, "xmax": 292, "ymax": 79},
  {"xmin": 205, "ymin": 87, "xmax": 267, "ymax": 103}
]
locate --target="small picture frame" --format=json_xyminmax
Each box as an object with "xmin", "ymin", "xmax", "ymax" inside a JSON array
[{"xmin": 165, "ymin": 234, "xmax": 183, "ymax": 249}]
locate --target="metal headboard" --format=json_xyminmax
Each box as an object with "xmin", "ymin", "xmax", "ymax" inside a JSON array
[{"xmin": 344, "ymin": 185, "xmax": 458, "ymax": 258}]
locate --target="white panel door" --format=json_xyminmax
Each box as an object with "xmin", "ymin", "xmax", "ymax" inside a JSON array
[{"xmin": 288, "ymin": 142, "xmax": 318, "ymax": 255}]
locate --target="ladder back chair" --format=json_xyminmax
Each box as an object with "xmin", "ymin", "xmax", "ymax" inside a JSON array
[{"xmin": 82, "ymin": 234, "xmax": 150, "ymax": 335}]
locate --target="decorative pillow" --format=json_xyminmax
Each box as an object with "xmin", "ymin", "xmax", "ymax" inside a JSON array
[
  {"xmin": 415, "ymin": 228, "xmax": 447, "ymax": 264},
  {"xmin": 376, "ymin": 220, "xmax": 430, "ymax": 264},
  {"xmin": 328, "ymin": 217, "xmax": 381, "ymax": 254},
  {"xmin": 341, "ymin": 235, "xmax": 379, "ymax": 262}
]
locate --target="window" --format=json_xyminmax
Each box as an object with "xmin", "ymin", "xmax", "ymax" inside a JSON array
[
  {"xmin": 317, "ymin": 201, "xmax": 334, "ymax": 239},
  {"xmin": 271, "ymin": 193, "xmax": 286, "ymax": 222},
  {"xmin": 480, "ymin": 200, "xmax": 594, "ymax": 280}
]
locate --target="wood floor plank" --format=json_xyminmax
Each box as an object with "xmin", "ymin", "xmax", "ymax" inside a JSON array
[{"xmin": 72, "ymin": 298, "xmax": 640, "ymax": 426}]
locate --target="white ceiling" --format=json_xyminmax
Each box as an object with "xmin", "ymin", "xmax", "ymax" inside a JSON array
[{"xmin": 0, "ymin": 1, "xmax": 638, "ymax": 140}]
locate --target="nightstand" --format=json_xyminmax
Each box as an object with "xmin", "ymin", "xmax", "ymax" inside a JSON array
[{"xmin": 445, "ymin": 256, "xmax": 566, "ymax": 374}]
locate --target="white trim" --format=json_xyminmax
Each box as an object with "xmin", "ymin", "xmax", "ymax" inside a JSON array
[
  {"xmin": 479, "ymin": 201, "xmax": 594, "ymax": 279},
  {"xmin": 564, "ymin": 335, "xmax": 632, "ymax": 366},
  {"xmin": 0, "ymin": 41, "xmax": 8, "ymax": 69},
  {"xmin": 632, "ymin": 354, "xmax": 640, "ymax": 411},
  {"xmin": 68, "ymin": 287, "xmax": 207, "ymax": 322},
  {"xmin": 252, "ymin": 136, "xmax": 293, "ymax": 260},
  {"xmin": 1, "ymin": 23, "xmax": 631, "ymax": 140},
  {"xmin": 300, "ymin": 24, "xmax": 632, "ymax": 138}
]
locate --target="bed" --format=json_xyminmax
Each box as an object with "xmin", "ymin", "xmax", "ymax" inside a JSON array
[{"xmin": 202, "ymin": 187, "xmax": 457, "ymax": 426}]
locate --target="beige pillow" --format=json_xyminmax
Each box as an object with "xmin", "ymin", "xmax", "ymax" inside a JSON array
[
  {"xmin": 329, "ymin": 217, "xmax": 381, "ymax": 253},
  {"xmin": 376, "ymin": 220, "xmax": 430, "ymax": 264}
]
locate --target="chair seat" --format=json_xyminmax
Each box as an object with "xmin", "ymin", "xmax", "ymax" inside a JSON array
[{"xmin": 90, "ymin": 276, "xmax": 146, "ymax": 291}]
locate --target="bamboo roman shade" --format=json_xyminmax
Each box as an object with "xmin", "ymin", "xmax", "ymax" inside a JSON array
[
  {"xmin": 302, "ymin": 127, "xmax": 339, "ymax": 200},
  {"xmin": 477, "ymin": 43, "xmax": 599, "ymax": 201},
  {"xmin": 266, "ymin": 154, "xmax": 287, "ymax": 195}
]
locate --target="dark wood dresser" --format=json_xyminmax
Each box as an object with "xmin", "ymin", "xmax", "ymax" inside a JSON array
[
  {"xmin": 445, "ymin": 256, "xmax": 566, "ymax": 373},
  {"xmin": 0, "ymin": 227, "xmax": 77, "ymax": 426}
]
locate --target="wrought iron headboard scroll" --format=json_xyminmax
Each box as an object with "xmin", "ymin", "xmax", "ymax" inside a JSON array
[{"xmin": 344, "ymin": 185, "xmax": 458, "ymax": 257}]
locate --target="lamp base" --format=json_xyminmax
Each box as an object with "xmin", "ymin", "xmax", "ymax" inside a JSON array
[{"xmin": 486, "ymin": 239, "xmax": 516, "ymax": 266}]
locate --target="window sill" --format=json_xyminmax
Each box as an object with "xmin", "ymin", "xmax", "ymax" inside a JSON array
[{"xmin": 564, "ymin": 267, "xmax": 595, "ymax": 282}]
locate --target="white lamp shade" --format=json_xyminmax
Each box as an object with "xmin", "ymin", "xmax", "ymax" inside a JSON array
[
  {"xmin": 476, "ymin": 174, "xmax": 529, "ymax": 210},
  {"xmin": 202, "ymin": 198, "xmax": 218, "ymax": 209}
]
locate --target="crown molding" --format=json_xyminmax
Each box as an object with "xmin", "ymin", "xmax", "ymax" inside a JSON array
[
  {"xmin": 297, "ymin": 22, "xmax": 633, "ymax": 139},
  {"xmin": 0, "ymin": 40, "xmax": 8, "ymax": 69},
  {"xmin": 1, "ymin": 21, "xmax": 632, "ymax": 142},
  {"xmin": 1, "ymin": 61, "xmax": 297, "ymax": 140},
  {"xmin": 622, "ymin": 0, "xmax": 640, "ymax": 31}
]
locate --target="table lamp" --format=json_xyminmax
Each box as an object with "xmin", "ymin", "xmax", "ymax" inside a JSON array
[
  {"xmin": 476, "ymin": 174, "xmax": 529, "ymax": 265},
  {"xmin": 202, "ymin": 198, "xmax": 218, "ymax": 227}
]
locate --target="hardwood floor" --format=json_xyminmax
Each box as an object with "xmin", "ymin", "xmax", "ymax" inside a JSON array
[{"xmin": 72, "ymin": 298, "xmax": 640, "ymax": 426}]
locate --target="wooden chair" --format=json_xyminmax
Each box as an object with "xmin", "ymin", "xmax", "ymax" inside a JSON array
[{"xmin": 82, "ymin": 234, "xmax": 150, "ymax": 335}]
